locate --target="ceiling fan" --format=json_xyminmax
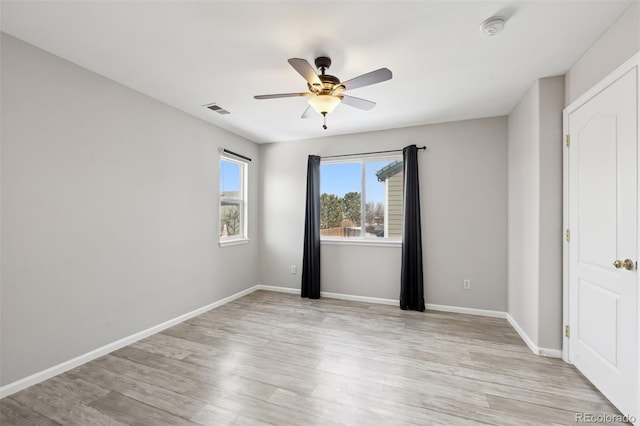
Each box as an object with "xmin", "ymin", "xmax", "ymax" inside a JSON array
[{"xmin": 254, "ymin": 56, "xmax": 392, "ymax": 129}]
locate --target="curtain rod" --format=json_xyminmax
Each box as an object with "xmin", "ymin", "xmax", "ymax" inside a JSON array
[
  {"xmin": 320, "ymin": 146, "xmax": 427, "ymax": 159},
  {"xmin": 221, "ymin": 148, "xmax": 252, "ymax": 162}
]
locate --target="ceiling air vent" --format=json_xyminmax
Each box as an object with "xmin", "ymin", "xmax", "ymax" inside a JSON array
[{"xmin": 204, "ymin": 103, "xmax": 230, "ymax": 115}]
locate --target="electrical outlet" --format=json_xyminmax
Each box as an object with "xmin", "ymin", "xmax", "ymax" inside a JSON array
[
  {"xmin": 291, "ymin": 265, "xmax": 297, "ymax": 274},
  {"xmin": 463, "ymin": 279, "xmax": 471, "ymax": 290}
]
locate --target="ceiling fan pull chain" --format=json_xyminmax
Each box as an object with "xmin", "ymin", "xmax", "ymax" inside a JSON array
[{"xmin": 322, "ymin": 112, "xmax": 328, "ymax": 130}]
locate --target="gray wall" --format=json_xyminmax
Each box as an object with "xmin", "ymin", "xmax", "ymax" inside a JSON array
[
  {"xmin": 507, "ymin": 76, "xmax": 564, "ymax": 351},
  {"xmin": 537, "ymin": 77, "xmax": 564, "ymax": 350},
  {"xmin": 565, "ymin": 0, "xmax": 639, "ymax": 105},
  {"xmin": 0, "ymin": 34, "xmax": 260, "ymax": 386},
  {"xmin": 259, "ymin": 117, "xmax": 508, "ymax": 310},
  {"xmin": 507, "ymin": 81, "xmax": 540, "ymax": 342}
]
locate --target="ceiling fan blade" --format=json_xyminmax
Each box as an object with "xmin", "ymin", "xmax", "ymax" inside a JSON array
[
  {"xmin": 341, "ymin": 95, "xmax": 376, "ymax": 111},
  {"xmin": 300, "ymin": 105, "xmax": 313, "ymax": 118},
  {"xmin": 254, "ymin": 92, "xmax": 311, "ymax": 100},
  {"xmin": 342, "ymin": 68, "xmax": 392, "ymax": 91},
  {"xmin": 288, "ymin": 58, "xmax": 322, "ymax": 86}
]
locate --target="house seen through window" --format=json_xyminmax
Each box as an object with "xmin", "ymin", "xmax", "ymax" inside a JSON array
[
  {"xmin": 320, "ymin": 156, "xmax": 404, "ymax": 240},
  {"xmin": 219, "ymin": 156, "xmax": 247, "ymax": 243}
]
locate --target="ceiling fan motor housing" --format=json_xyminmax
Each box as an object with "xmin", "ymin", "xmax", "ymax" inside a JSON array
[
  {"xmin": 306, "ymin": 57, "xmax": 344, "ymax": 95},
  {"xmin": 308, "ymin": 74, "xmax": 344, "ymax": 95}
]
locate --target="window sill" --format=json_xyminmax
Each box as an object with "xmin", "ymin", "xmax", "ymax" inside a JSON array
[
  {"xmin": 219, "ymin": 238, "xmax": 250, "ymax": 248},
  {"xmin": 321, "ymin": 239, "xmax": 402, "ymax": 248}
]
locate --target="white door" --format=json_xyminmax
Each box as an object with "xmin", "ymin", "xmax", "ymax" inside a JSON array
[{"xmin": 567, "ymin": 66, "xmax": 638, "ymax": 416}]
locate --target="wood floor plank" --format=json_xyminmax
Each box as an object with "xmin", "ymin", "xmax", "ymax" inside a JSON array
[
  {"xmin": 182, "ymin": 375, "xmax": 278, "ymax": 403},
  {"xmin": 0, "ymin": 397, "xmax": 62, "ymax": 426},
  {"xmin": 485, "ymin": 394, "xmax": 581, "ymax": 425},
  {"xmin": 129, "ymin": 337, "xmax": 194, "ymax": 360},
  {"xmin": 147, "ymin": 332, "xmax": 222, "ymax": 358},
  {"xmin": 92, "ymin": 354, "xmax": 198, "ymax": 393},
  {"xmin": 0, "ymin": 290, "xmax": 622, "ymax": 425},
  {"xmin": 9, "ymin": 385, "xmax": 128, "ymax": 426},
  {"xmin": 33, "ymin": 373, "xmax": 110, "ymax": 405},
  {"xmin": 190, "ymin": 403, "xmax": 239, "ymax": 425},
  {"xmin": 111, "ymin": 346, "xmax": 229, "ymax": 384},
  {"xmin": 191, "ymin": 391, "xmax": 327, "ymax": 426},
  {"xmin": 268, "ymin": 387, "xmax": 420, "ymax": 426},
  {"xmin": 68, "ymin": 364, "xmax": 207, "ymax": 419},
  {"xmin": 311, "ymin": 379, "xmax": 539, "ymax": 426},
  {"xmin": 88, "ymin": 391, "xmax": 198, "ymax": 426}
]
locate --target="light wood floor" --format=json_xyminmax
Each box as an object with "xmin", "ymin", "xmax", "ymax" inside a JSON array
[{"xmin": 1, "ymin": 290, "xmax": 622, "ymax": 425}]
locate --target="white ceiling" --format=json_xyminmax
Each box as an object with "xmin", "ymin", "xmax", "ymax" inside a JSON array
[{"xmin": 1, "ymin": 1, "xmax": 633, "ymax": 143}]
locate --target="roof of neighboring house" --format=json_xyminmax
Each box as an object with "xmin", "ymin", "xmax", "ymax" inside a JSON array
[{"xmin": 375, "ymin": 160, "xmax": 403, "ymax": 182}]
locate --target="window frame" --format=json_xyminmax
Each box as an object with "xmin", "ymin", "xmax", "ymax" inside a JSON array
[
  {"xmin": 219, "ymin": 154, "xmax": 249, "ymax": 247},
  {"xmin": 320, "ymin": 154, "xmax": 403, "ymax": 246}
]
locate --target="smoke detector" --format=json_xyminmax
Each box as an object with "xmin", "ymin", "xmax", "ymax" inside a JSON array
[{"xmin": 480, "ymin": 16, "xmax": 506, "ymax": 37}]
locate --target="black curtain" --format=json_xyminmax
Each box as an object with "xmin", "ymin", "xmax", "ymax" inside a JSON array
[
  {"xmin": 400, "ymin": 145, "xmax": 425, "ymax": 311},
  {"xmin": 301, "ymin": 155, "xmax": 321, "ymax": 299}
]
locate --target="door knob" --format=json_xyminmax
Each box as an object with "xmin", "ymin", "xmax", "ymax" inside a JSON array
[{"xmin": 613, "ymin": 259, "xmax": 635, "ymax": 270}]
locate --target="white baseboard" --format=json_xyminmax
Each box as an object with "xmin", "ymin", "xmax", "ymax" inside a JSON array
[
  {"xmin": 321, "ymin": 291, "xmax": 398, "ymax": 305},
  {"xmin": 255, "ymin": 284, "xmax": 399, "ymax": 305},
  {"xmin": 257, "ymin": 285, "xmax": 510, "ymax": 316},
  {"xmin": 0, "ymin": 285, "xmax": 259, "ymax": 399},
  {"xmin": 255, "ymin": 284, "xmax": 299, "ymax": 294},
  {"xmin": 539, "ymin": 348, "xmax": 562, "ymax": 358},
  {"xmin": 506, "ymin": 313, "xmax": 562, "ymax": 358},
  {"xmin": 426, "ymin": 303, "xmax": 506, "ymax": 319}
]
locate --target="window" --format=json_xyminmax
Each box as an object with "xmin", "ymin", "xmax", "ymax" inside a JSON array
[
  {"xmin": 219, "ymin": 155, "xmax": 248, "ymax": 245},
  {"xmin": 320, "ymin": 156, "xmax": 404, "ymax": 241}
]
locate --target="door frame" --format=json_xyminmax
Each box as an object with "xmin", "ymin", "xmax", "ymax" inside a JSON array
[{"xmin": 562, "ymin": 51, "xmax": 640, "ymax": 410}]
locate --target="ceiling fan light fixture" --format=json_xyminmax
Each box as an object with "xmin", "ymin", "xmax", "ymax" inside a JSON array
[{"xmin": 308, "ymin": 95, "xmax": 341, "ymax": 115}]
